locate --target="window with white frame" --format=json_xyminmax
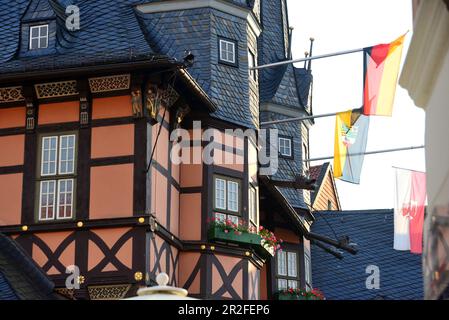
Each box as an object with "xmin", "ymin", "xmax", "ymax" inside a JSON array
[
  {"xmin": 249, "ymin": 186, "xmax": 258, "ymax": 226},
  {"xmin": 279, "ymin": 137, "xmax": 292, "ymax": 157},
  {"xmin": 248, "ymin": 49, "xmax": 257, "ymax": 81},
  {"xmin": 219, "ymin": 39, "xmax": 236, "ymax": 65},
  {"xmin": 38, "ymin": 134, "xmax": 76, "ymax": 221},
  {"xmin": 29, "ymin": 24, "xmax": 49, "ymax": 50},
  {"xmin": 276, "ymin": 250, "xmax": 300, "ymax": 290},
  {"xmin": 213, "ymin": 175, "xmax": 241, "ymax": 224},
  {"xmin": 302, "ymin": 142, "xmax": 309, "ymax": 171},
  {"xmin": 305, "ymin": 254, "xmax": 312, "ymax": 289}
]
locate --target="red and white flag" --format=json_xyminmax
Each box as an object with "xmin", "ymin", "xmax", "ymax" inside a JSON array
[{"xmin": 394, "ymin": 168, "xmax": 427, "ymax": 254}]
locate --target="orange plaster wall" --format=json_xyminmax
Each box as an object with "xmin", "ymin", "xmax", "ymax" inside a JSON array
[
  {"xmin": 171, "ymin": 162, "xmax": 180, "ymax": 184},
  {"xmin": 92, "ymin": 96, "xmax": 133, "ymax": 119},
  {"xmin": 38, "ymin": 101, "xmax": 79, "ymax": 125},
  {"xmin": 91, "ymin": 124, "xmax": 134, "ymax": 158},
  {"xmin": 0, "ymin": 107, "xmax": 25, "ymax": 129},
  {"xmin": 153, "ymin": 125, "xmax": 169, "ymax": 170},
  {"xmin": 213, "ymin": 148, "xmax": 244, "ymax": 172},
  {"xmin": 89, "ymin": 164, "xmax": 134, "ymax": 219},
  {"xmin": 275, "ymin": 228, "xmax": 300, "ymax": 244},
  {"xmin": 179, "ymin": 193, "xmax": 201, "ymax": 241},
  {"xmin": 0, "ymin": 135, "xmax": 24, "ymax": 166},
  {"xmin": 212, "ymin": 255, "xmax": 243, "ymax": 298},
  {"xmin": 151, "ymin": 169, "xmax": 167, "ymax": 229},
  {"xmin": 32, "ymin": 231, "xmax": 75, "ymax": 275},
  {"xmin": 179, "ymin": 252, "xmax": 201, "ymax": 294},
  {"xmin": 171, "ymin": 186, "xmax": 180, "ymax": 237},
  {"xmin": 0, "ymin": 173, "xmax": 22, "ymax": 225},
  {"xmin": 180, "ymin": 164, "xmax": 202, "ymax": 188}
]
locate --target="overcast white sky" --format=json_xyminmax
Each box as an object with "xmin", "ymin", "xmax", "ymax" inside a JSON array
[{"xmin": 287, "ymin": 0, "xmax": 426, "ymax": 210}]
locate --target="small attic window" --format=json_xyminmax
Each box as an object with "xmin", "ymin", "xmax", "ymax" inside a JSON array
[
  {"xmin": 279, "ymin": 137, "xmax": 292, "ymax": 158},
  {"xmin": 29, "ymin": 24, "xmax": 49, "ymax": 50},
  {"xmin": 219, "ymin": 38, "xmax": 237, "ymax": 66}
]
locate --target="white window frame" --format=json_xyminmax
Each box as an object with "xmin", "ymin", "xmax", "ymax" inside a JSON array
[
  {"xmin": 276, "ymin": 249, "xmax": 300, "ymax": 290},
  {"xmin": 29, "ymin": 24, "xmax": 49, "ymax": 50},
  {"xmin": 219, "ymin": 39, "xmax": 236, "ymax": 64},
  {"xmin": 38, "ymin": 180, "xmax": 56, "ymax": 221},
  {"xmin": 227, "ymin": 180, "xmax": 239, "ymax": 213},
  {"xmin": 213, "ymin": 176, "xmax": 241, "ymax": 213},
  {"xmin": 41, "ymin": 136, "xmax": 58, "ymax": 176},
  {"xmin": 38, "ymin": 134, "xmax": 76, "ymax": 222},
  {"xmin": 305, "ymin": 254, "xmax": 312, "ymax": 287},
  {"xmin": 214, "ymin": 178, "xmax": 227, "ymax": 210},
  {"xmin": 58, "ymin": 134, "xmax": 76, "ymax": 175},
  {"xmin": 279, "ymin": 137, "xmax": 292, "ymax": 157},
  {"xmin": 56, "ymin": 179, "xmax": 74, "ymax": 220},
  {"xmin": 302, "ymin": 142, "xmax": 309, "ymax": 171},
  {"xmin": 249, "ymin": 186, "xmax": 258, "ymax": 226},
  {"xmin": 213, "ymin": 175, "xmax": 241, "ymax": 226},
  {"xmin": 248, "ymin": 49, "xmax": 257, "ymax": 81}
]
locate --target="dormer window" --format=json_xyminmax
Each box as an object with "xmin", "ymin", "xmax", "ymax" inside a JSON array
[
  {"xmin": 29, "ymin": 24, "xmax": 49, "ymax": 50},
  {"xmin": 279, "ymin": 137, "xmax": 293, "ymax": 158},
  {"xmin": 219, "ymin": 38, "xmax": 237, "ymax": 66}
]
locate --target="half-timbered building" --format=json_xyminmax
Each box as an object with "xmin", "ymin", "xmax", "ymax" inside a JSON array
[{"xmin": 0, "ymin": 0, "xmax": 334, "ymax": 300}]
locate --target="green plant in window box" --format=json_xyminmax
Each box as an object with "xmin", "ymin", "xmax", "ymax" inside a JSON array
[
  {"xmin": 207, "ymin": 216, "xmax": 261, "ymax": 245},
  {"xmin": 207, "ymin": 217, "xmax": 282, "ymax": 259},
  {"xmin": 255, "ymin": 226, "xmax": 283, "ymax": 259},
  {"xmin": 275, "ymin": 288, "xmax": 325, "ymax": 300}
]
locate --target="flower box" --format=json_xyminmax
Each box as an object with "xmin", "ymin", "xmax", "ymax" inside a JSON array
[
  {"xmin": 208, "ymin": 226, "xmax": 261, "ymax": 246},
  {"xmin": 276, "ymin": 293, "xmax": 308, "ymax": 300},
  {"xmin": 275, "ymin": 289, "xmax": 324, "ymax": 301},
  {"xmin": 254, "ymin": 242, "xmax": 275, "ymax": 260}
]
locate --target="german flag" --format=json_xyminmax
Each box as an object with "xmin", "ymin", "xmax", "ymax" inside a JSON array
[{"xmin": 363, "ymin": 35, "xmax": 406, "ymax": 116}]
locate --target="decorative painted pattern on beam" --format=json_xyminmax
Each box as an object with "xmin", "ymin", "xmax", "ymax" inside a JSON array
[
  {"xmin": 0, "ymin": 86, "xmax": 25, "ymax": 103},
  {"xmin": 89, "ymin": 74, "xmax": 131, "ymax": 93}
]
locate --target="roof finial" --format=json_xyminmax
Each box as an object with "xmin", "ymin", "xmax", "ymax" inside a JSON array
[
  {"xmin": 304, "ymin": 51, "xmax": 309, "ymax": 68},
  {"xmin": 308, "ymin": 37, "xmax": 315, "ymax": 71}
]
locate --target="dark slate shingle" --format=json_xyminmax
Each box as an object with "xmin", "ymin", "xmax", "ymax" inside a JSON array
[{"xmin": 311, "ymin": 209, "xmax": 424, "ymax": 300}]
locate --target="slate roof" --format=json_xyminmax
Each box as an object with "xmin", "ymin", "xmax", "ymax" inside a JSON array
[
  {"xmin": 257, "ymin": 0, "xmax": 314, "ymax": 210},
  {"xmin": 0, "ymin": 0, "xmax": 260, "ymax": 128},
  {"xmin": 311, "ymin": 210, "xmax": 424, "ymax": 300},
  {"xmin": 258, "ymin": 0, "xmax": 312, "ymax": 109},
  {"xmin": 310, "ymin": 164, "xmax": 325, "ymax": 181},
  {"xmin": 0, "ymin": 0, "xmax": 169, "ymax": 75},
  {"xmin": 0, "ymin": 233, "xmax": 61, "ymax": 300},
  {"xmin": 310, "ymin": 162, "xmax": 330, "ymax": 204},
  {"xmin": 136, "ymin": 5, "xmax": 256, "ymax": 128}
]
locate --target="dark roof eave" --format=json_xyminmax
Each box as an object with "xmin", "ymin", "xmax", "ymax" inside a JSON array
[
  {"xmin": 0, "ymin": 56, "xmax": 175, "ymax": 84},
  {"xmin": 0, "ymin": 57, "xmax": 216, "ymax": 113},
  {"xmin": 259, "ymin": 175, "xmax": 310, "ymax": 236},
  {"xmin": 178, "ymin": 69, "xmax": 217, "ymax": 113}
]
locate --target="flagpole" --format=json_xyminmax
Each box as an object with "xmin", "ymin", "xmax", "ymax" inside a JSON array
[
  {"xmin": 261, "ymin": 111, "xmax": 339, "ymax": 126},
  {"xmin": 251, "ymin": 47, "xmax": 365, "ymax": 71},
  {"xmin": 304, "ymin": 145, "xmax": 425, "ymax": 162}
]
